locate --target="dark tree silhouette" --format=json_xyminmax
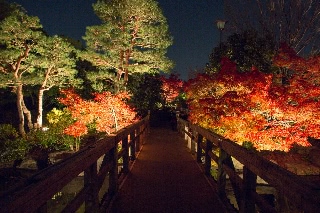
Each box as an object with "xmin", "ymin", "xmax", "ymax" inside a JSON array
[{"xmin": 225, "ymin": 0, "xmax": 320, "ymax": 54}]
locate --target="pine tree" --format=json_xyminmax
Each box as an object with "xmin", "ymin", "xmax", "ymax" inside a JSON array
[
  {"xmin": 83, "ymin": 0, "xmax": 173, "ymax": 88},
  {"xmin": 0, "ymin": 9, "xmax": 45, "ymax": 135},
  {"xmin": 34, "ymin": 35, "xmax": 81, "ymax": 128},
  {"xmin": 0, "ymin": 7, "xmax": 80, "ymax": 134}
]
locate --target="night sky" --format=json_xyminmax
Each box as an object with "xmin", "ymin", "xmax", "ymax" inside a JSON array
[{"xmin": 7, "ymin": 0, "xmax": 225, "ymax": 80}]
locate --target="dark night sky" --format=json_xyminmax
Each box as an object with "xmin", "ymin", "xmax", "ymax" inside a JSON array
[{"xmin": 7, "ymin": 0, "xmax": 225, "ymax": 80}]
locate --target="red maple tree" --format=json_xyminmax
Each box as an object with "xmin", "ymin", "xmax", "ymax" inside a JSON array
[
  {"xmin": 160, "ymin": 73, "xmax": 184, "ymax": 105},
  {"xmin": 185, "ymin": 45, "xmax": 320, "ymax": 151},
  {"xmin": 58, "ymin": 89, "xmax": 138, "ymax": 138}
]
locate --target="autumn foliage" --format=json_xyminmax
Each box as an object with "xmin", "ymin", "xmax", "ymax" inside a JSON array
[
  {"xmin": 160, "ymin": 73, "xmax": 184, "ymax": 105},
  {"xmin": 58, "ymin": 89, "xmax": 138, "ymax": 138},
  {"xmin": 185, "ymin": 44, "xmax": 320, "ymax": 151}
]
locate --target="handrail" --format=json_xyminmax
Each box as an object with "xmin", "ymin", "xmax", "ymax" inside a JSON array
[
  {"xmin": 177, "ymin": 117, "xmax": 320, "ymax": 213},
  {"xmin": 0, "ymin": 115, "xmax": 149, "ymax": 213}
]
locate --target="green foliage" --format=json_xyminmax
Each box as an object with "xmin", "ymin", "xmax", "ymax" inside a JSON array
[
  {"xmin": 0, "ymin": 6, "xmax": 82, "ymax": 132},
  {"xmin": 35, "ymin": 35, "xmax": 81, "ymax": 89},
  {"xmin": 74, "ymin": 60, "xmax": 97, "ymax": 98},
  {"xmin": 0, "ymin": 108, "xmax": 82, "ymax": 163},
  {"xmin": 0, "ymin": 124, "xmax": 19, "ymax": 142},
  {"xmin": 0, "ymin": 124, "xmax": 28, "ymax": 163},
  {"xmin": 127, "ymin": 73, "xmax": 164, "ymax": 116},
  {"xmin": 242, "ymin": 141, "xmax": 256, "ymax": 151},
  {"xmin": 0, "ymin": 8, "xmax": 45, "ymax": 87},
  {"xmin": 47, "ymin": 108, "xmax": 73, "ymax": 126},
  {"xmin": 83, "ymin": 0, "xmax": 173, "ymax": 86},
  {"xmin": 86, "ymin": 68, "xmax": 117, "ymax": 92},
  {"xmin": 41, "ymin": 108, "xmax": 76, "ymax": 150},
  {"xmin": 26, "ymin": 129, "xmax": 71, "ymax": 151}
]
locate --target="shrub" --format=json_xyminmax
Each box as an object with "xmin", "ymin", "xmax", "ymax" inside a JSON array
[
  {"xmin": 45, "ymin": 108, "xmax": 78, "ymax": 151},
  {"xmin": 0, "ymin": 124, "xmax": 28, "ymax": 163}
]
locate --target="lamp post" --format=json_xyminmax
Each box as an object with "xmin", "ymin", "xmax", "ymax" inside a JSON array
[{"xmin": 216, "ymin": 20, "xmax": 227, "ymax": 50}]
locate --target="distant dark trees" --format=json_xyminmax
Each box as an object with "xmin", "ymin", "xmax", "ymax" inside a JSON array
[
  {"xmin": 224, "ymin": 0, "xmax": 320, "ymax": 54},
  {"xmin": 207, "ymin": 30, "xmax": 275, "ymax": 74}
]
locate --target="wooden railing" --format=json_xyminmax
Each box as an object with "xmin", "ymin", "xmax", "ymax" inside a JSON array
[
  {"xmin": 177, "ymin": 117, "xmax": 320, "ymax": 213},
  {"xmin": 0, "ymin": 116, "xmax": 149, "ymax": 213}
]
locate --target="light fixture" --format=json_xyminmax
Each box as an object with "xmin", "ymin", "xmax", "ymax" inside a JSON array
[
  {"xmin": 216, "ymin": 20, "xmax": 227, "ymax": 50},
  {"xmin": 216, "ymin": 20, "xmax": 227, "ymax": 31}
]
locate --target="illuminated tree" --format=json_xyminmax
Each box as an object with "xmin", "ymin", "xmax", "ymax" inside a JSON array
[
  {"xmin": 0, "ymin": 8, "xmax": 45, "ymax": 135},
  {"xmin": 58, "ymin": 89, "xmax": 138, "ymax": 138},
  {"xmin": 0, "ymin": 7, "xmax": 81, "ymax": 134},
  {"xmin": 34, "ymin": 35, "xmax": 80, "ymax": 128},
  {"xmin": 160, "ymin": 73, "xmax": 184, "ymax": 107},
  {"xmin": 186, "ymin": 45, "xmax": 320, "ymax": 151},
  {"xmin": 83, "ymin": 0, "xmax": 173, "ymax": 88}
]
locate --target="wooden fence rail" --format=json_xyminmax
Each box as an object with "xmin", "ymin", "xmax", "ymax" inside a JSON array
[
  {"xmin": 177, "ymin": 117, "xmax": 320, "ymax": 213},
  {"xmin": 0, "ymin": 116, "xmax": 149, "ymax": 213}
]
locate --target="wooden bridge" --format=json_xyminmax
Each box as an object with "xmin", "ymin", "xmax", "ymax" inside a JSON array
[{"xmin": 0, "ymin": 115, "xmax": 320, "ymax": 212}]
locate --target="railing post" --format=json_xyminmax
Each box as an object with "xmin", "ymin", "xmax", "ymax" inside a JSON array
[
  {"xmin": 191, "ymin": 132, "xmax": 196, "ymax": 154},
  {"xmin": 147, "ymin": 112, "xmax": 150, "ymax": 134},
  {"xmin": 217, "ymin": 148, "xmax": 228, "ymax": 197},
  {"xmin": 240, "ymin": 166, "xmax": 257, "ymax": 213},
  {"xmin": 205, "ymin": 139, "xmax": 213, "ymax": 176},
  {"xmin": 142, "ymin": 123, "xmax": 146, "ymax": 144},
  {"xmin": 135, "ymin": 128, "xmax": 139, "ymax": 152},
  {"xmin": 177, "ymin": 118, "xmax": 181, "ymax": 135},
  {"xmin": 84, "ymin": 161, "xmax": 99, "ymax": 212},
  {"xmin": 184, "ymin": 125, "xmax": 188, "ymax": 140},
  {"xmin": 217, "ymin": 148, "xmax": 242, "ymax": 206},
  {"xmin": 108, "ymin": 141, "xmax": 118, "ymax": 197},
  {"xmin": 130, "ymin": 131, "xmax": 136, "ymax": 161},
  {"xmin": 197, "ymin": 134, "xmax": 203, "ymax": 163},
  {"xmin": 122, "ymin": 135, "xmax": 129, "ymax": 174}
]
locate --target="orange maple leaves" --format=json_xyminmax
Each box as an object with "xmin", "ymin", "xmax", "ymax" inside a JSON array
[
  {"xmin": 185, "ymin": 45, "xmax": 320, "ymax": 151},
  {"xmin": 58, "ymin": 89, "xmax": 138, "ymax": 138},
  {"xmin": 160, "ymin": 73, "xmax": 184, "ymax": 104}
]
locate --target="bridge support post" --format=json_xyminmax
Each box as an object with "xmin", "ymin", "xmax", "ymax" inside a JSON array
[
  {"xmin": 130, "ymin": 131, "xmax": 136, "ymax": 160},
  {"xmin": 240, "ymin": 166, "xmax": 257, "ymax": 213},
  {"xmin": 205, "ymin": 139, "xmax": 213, "ymax": 176},
  {"xmin": 136, "ymin": 128, "xmax": 141, "ymax": 151},
  {"xmin": 122, "ymin": 135, "xmax": 129, "ymax": 174},
  {"xmin": 84, "ymin": 161, "xmax": 99, "ymax": 212},
  {"xmin": 197, "ymin": 134, "xmax": 203, "ymax": 163},
  {"xmin": 217, "ymin": 149, "xmax": 242, "ymax": 208},
  {"xmin": 217, "ymin": 148, "xmax": 228, "ymax": 198},
  {"xmin": 108, "ymin": 142, "xmax": 118, "ymax": 197}
]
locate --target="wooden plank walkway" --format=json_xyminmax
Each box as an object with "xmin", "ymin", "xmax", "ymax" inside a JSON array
[{"xmin": 108, "ymin": 126, "xmax": 228, "ymax": 213}]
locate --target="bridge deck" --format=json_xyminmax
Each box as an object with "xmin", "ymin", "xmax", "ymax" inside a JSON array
[{"xmin": 108, "ymin": 126, "xmax": 227, "ymax": 213}]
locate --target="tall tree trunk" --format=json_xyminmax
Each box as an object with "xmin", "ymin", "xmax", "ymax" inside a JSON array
[
  {"xmin": 16, "ymin": 84, "xmax": 26, "ymax": 136},
  {"xmin": 36, "ymin": 66, "xmax": 52, "ymax": 129},
  {"xmin": 111, "ymin": 107, "xmax": 118, "ymax": 132},
  {"xmin": 36, "ymin": 89, "xmax": 44, "ymax": 129},
  {"xmin": 21, "ymin": 97, "xmax": 33, "ymax": 131},
  {"xmin": 15, "ymin": 84, "xmax": 33, "ymax": 135},
  {"xmin": 13, "ymin": 44, "xmax": 32, "ymax": 135}
]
